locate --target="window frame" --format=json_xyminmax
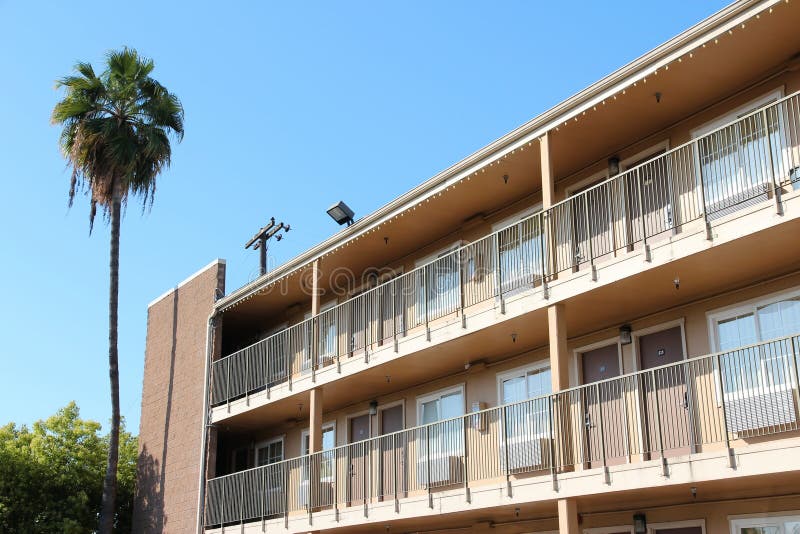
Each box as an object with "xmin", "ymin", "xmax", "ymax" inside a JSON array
[
  {"xmin": 416, "ymin": 383, "xmax": 466, "ymax": 426},
  {"xmin": 707, "ymin": 285, "xmax": 800, "ymax": 398},
  {"xmin": 647, "ymin": 519, "xmax": 705, "ymax": 534},
  {"xmin": 690, "ymin": 87, "xmax": 788, "ymax": 211},
  {"xmin": 254, "ymin": 435, "xmax": 285, "ymax": 467},
  {"xmin": 729, "ymin": 510, "xmax": 800, "ymax": 534},
  {"xmin": 496, "ymin": 360, "xmax": 552, "ymax": 406}
]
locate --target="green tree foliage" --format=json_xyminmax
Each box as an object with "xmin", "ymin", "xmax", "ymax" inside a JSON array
[{"xmin": 0, "ymin": 402, "xmax": 137, "ymax": 533}]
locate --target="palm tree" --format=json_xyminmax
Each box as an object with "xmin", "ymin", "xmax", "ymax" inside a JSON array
[{"xmin": 52, "ymin": 48, "xmax": 183, "ymax": 533}]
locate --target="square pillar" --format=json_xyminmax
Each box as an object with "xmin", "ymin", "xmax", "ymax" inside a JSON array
[
  {"xmin": 540, "ymin": 131, "xmax": 556, "ymax": 209},
  {"xmin": 548, "ymin": 303, "xmax": 569, "ymax": 391},
  {"xmin": 558, "ymin": 498, "xmax": 579, "ymax": 534},
  {"xmin": 309, "ymin": 387, "xmax": 324, "ymax": 453}
]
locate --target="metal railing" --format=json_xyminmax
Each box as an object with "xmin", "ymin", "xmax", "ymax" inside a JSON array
[
  {"xmin": 212, "ymin": 92, "xmax": 800, "ymax": 406},
  {"xmin": 205, "ymin": 334, "xmax": 800, "ymax": 528}
]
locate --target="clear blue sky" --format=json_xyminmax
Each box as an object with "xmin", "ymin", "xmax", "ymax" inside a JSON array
[{"xmin": 0, "ymin": 1, "xmax": 729, "ymax": 433}]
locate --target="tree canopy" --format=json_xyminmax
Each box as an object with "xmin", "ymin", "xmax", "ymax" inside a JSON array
[{"xmin": 0, "ymin": 402, "xmax": 137, "ymax": 533}]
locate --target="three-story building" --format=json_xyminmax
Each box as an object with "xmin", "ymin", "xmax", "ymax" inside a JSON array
[{"xmin": 133, "ymin": 1, "xmax": 800, "ymax": 532}]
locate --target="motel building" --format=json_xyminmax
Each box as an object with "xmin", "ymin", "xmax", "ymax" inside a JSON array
[{"xmin": 132, "ymin": 1, "xmax": 800, "ymax": 533}]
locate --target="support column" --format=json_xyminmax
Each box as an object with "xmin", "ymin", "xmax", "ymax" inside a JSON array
[
  {"xmin": 548, "ymin": 303, "xmax": 569, "ymax": 391},
  {"xmin": 310, "ymin": 387, "xmax": 324, "ymax": 453},
  {"xmin": 548, "ymin": 303, "xmax": 575, "ymax": 476},
  {"xmin": 558, "ymin": 498, "xmax": 579, "ymax": 534},
  {"xmin": 540, "ymin": 131, "xmax": 557, "ymax": 291},
  {"xmin": 540, "ymin": 131, "xmax": 556, "ymax": 209}
]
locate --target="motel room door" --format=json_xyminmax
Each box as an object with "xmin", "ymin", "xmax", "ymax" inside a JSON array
[
  {"xmin": 347, "ymin": 414, "xmax": 370, "ymax": 506},
  {"xmin": 581, "ymin": 344, "xmax": 627, "ymax": 467},
  {"xmin": 378, "ymin": 405, "xmax": 406, "ymax": 501},
  {"xmin": 638, "ymin": 326, "xmax": 693, "ymax": 458}
]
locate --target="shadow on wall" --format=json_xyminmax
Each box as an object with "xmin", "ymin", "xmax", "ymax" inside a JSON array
[
  {"xmin": 133, "ymin": 288, "xmax": 180, "ymax": 533},
  {"xmin": 132, "ymin": 446, "xmax": 165, "ymax": 533}
]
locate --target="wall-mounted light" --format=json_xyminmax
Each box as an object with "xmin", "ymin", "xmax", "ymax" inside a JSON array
[
  {"xmin": 619, "ymin": 324, "xmax": 633, "ymax": 345},
  {"xmin": 608, "ymin": 156, "xmax": 621, "ymax": 177},
  {"xmin": 369, "ymin": 400, "xmax": 378, "ymax": 415},
  {"xmin": 511, "ymin": 333, "xmax": 518, "ymax": 343},
  {"xmin": 633, "ymin": 513, "xmax": 647, "ymax": 534},
  {"xmin": 503, "ymin": 174, "xmax": 510, "ymax": 184},
  {"xmin": 655, "ymin": 92, "xmax": 662, "ymax": 103}
]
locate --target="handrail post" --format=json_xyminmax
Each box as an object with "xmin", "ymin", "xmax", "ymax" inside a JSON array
[
  {"xmin": 363, "ymin": 296, "xmax": 369, "ymax": 363},
  {"xmin": 335, "ymin": 307, "xmax": 341, "ymax": 373},
  {"xmin": 650, "ymin": 370, "xmax": 668, "ymax": 477},
  {"xmin": 393, "ymin": 433, "xmax": 399, "ymax": 513},
  {"xmin": 636, "ymin": 168, "xmax": 651, "ymax": 262},
  {"xmin": 260, "ymin": 468, "xmax": 266, "ymax": 531},
  {"xmin": 583, "ymin": 198, "xmax": 597, "ymax": 281},
  {"xmin": 502, "ymin": 405, "xmax": 511, "ymax": 497},
  {"xmin": 548, "ymin": 395, "xmax": 558, "ymax": 491},
  {"xmin": 363, "ymin": 443, "xmax": 368, "ymax": 518},
  {"xmin": 695, "ymin": 139, "xmax": 713, "ymax": 240},
  {"xmin": 791, "ymin": 337, "xmax": 800, "ymax": 418},
  {"xmin": 311, "ymin": 318, "xmax": 317, "ymax": 383},
  {"xmin": 462, "ymin": 414, "xmax": 470, "ymax": 503},
  {"xmin": 333, "ymin": 451, "xmax": 339, "ymax": 521},
  {"xmin": 596, "ymin": 384, "xmax": 609, "ymax": 484},
  {"xmin": 286, "ymin": 333, "xmax": 292, "ymax": 391},
  {"xmin": 392, "ymin": 279, "xmax": 399, "ymax": 351},
  {"xmin": 426, "ymin": 426, "xmax": 433, "ymax": 509},
  {"xmin": 244, "ymin": 349, "xmax": 250, "ymax": 406},
  {"xmin": 762, "ymin": 108, "xmax": 783, "ymax": 215},
  {"xmin": 225, "ymin": 359, "xmax": 231, "ymax": 413},
  {"xmin": 307, "ymin": 455, "xmax": 313, "ymax": 525},
  {"xmin": 239, "ymin": 473, "xmax": 244, "ymax": 531},
  {"xmin": 458, "ymin": 250, "xmax": 467, "ymax": 329},
  {"xmin": 423, "ymin": 266, "xmax": 431, "ymax": 341},
  {"xmin": 539, "ymin": 213, "xmax": 549, "ymax": 299},
  {"xmin": 265, "ymin": 343, "xmax": 271, "ymax": 399},
  {"xmin": 715, "ymin": 353, "xmax": 736, "ymax": 468},
  {"xmin": 494, "ymin": 233, "xmax": 505, "ymax": 314}
]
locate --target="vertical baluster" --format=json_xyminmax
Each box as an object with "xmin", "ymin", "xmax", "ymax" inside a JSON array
[
  {"xmin": 583, "ymin": 193, "xmax": 597, "ymax": 280},
  {"xmin": 502, "ymin": 405, "xmax": 511, "ymax": 497},
  {"xmin": 494, "ymin": 232, "xmax": 505, "ymax": 313},
  {"xmin": 392, "ymin": 279, "xmax": 399, "ymax": 351},
  {"xmin": 540, "ymin": 213, "xmax": 549, "ymax": 299},
  {"xmin": 596, "ymin": 383, "xmax": 609, "ymax": 484},
  {"xmin": 548, "ymin": 395, "xmax": 557, "ymax": 490},
  {"xmin": 715, "ymin": 353, "xmax": 736, "ymax": 468},
  {"xmin": 462, "ymin": 413, "xmax": 470, "ymax": 502},
  {"xmin": 459, "ymin": 249, "xmax": 467, "ymax": 329},
  {"xmin": 426, "ymin": 426, "xmax": 432, "ymax": 508},
  {"xmin": 423, "ymin": 265, "xmax": 431, "ymax": 341},
  {"xmin": 650, "ymin": 370, "xmax": 667, "ymax": 476},
  {"xmin": 393, "ymin": 433, "xmax": 399, "ymax": 512},
  {"xmin": 636, "ymin": 168, "xmax": 650, "ymax": 261}
]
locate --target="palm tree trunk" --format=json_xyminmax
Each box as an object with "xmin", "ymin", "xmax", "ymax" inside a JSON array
[{"xmin": 99, "ymin": 186, "xmax": 122, "ymax": 533}]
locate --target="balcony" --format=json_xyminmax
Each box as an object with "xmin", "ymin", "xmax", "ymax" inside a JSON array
[
  {"xmin": 212, "ymin": 91, "xmax": 800, "ymax": 408},
  {"xmin": 204, "ymin": 334, "xmax": 800, "ymax": 530}
]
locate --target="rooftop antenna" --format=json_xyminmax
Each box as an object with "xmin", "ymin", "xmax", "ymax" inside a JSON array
[{"xmin": 245, "ymin": 217, "xmax": 291, "ymax": 276}]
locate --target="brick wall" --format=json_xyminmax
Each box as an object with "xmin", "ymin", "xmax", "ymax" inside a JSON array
[{"xmin": 132, "ymin": 260, "xmax": 225, "ymax": 533}]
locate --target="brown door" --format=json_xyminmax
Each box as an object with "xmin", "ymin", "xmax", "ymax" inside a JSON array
[
  {"xmin": 654, "ymin": 528, "xmax": 703, "ymax": 534},
  {"xmin": 570, "ymin": 178, "xmax": 612, "ymax": 271},
  {"xmin": 624, "ymin": 149, "xmax": 672, "ymax": 248},
  {"xmin": 639, "ymin": 326, "xmax": 692, "ymax": 458},
  {"xmin": 378, "ymin": 405, "xmax": 405, "ymax": 500},
  {"xmin": 581, "ymin": 344, "xmax": 627, "ymax": 467},
  {"xmin": 347, "ymin": 414, "xmax": 370, "ymax": 506}
]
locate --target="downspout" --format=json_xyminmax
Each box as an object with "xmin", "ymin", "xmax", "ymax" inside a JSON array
[{"xmin": 196, "ymin": 310, "xmax": 218, "ymax": 534}]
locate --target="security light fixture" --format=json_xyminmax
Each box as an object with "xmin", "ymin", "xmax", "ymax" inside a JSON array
[
  {"xmin": 633, "ymin": 513, "xmax": 647, "ymax": 534},
  {"xmin": 619, "ymin": 324, "xmax": 633, "ymax": 345},
  {"xmin": 327, "ymin": 201, "xmax": 355, "ymax": 226}
]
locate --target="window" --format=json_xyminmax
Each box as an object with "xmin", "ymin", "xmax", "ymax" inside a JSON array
[
  {"xmin": 415, "ymin": 245, "xmax": 461, "ymax": 322},
  {"xmin": 730, "ymin": 512, "xmax": 800, "ymax": 534},
  {"xmin": 301, "ymin": 422, "xmax": 336, "ymax": 455},
  {"xmin": 493, "ymin": 207, "xmax": 544, "ymax": 293},
  {"xmin": 710, "ymin": 290, "xmax": 800, "ymax": 393},
  {"xmin": 497, "ymin": 363, "xmax": 552, "ymax": 471},
  {"xmin": 302, "ymin": 301, "xmax": 337, "ymax": 370},
  {"xmin": 255, "ymin": 437, "xmax": 284, "ymax": 467},
  {"xmin": 708, "ymin": 288, "xmax": 800, "ymax": 431},
  {"xmin": 692, "ymin": 89, "xmax": 788, "ymax": 214},
  {"xmin": 416, "ymin": 385, "xmax": 465, "ymax": 485}
]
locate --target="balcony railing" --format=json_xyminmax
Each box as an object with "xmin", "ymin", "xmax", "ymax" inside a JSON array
[
  {"xmin": 212, "ymin": 92, "xmax": 800, "ymax": 407},
  {"xmin": 204, "ymin": 334, "xmax": 800, "ymax": 528}
]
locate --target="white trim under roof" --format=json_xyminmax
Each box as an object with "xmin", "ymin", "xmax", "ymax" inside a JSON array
[
  {"xmin": 148, "ymin": 258, "xmax": 225, "ymax": 308},
  {"xmin": 217, "ymin": 0, "xmax": 781, "ymax": 313}
]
